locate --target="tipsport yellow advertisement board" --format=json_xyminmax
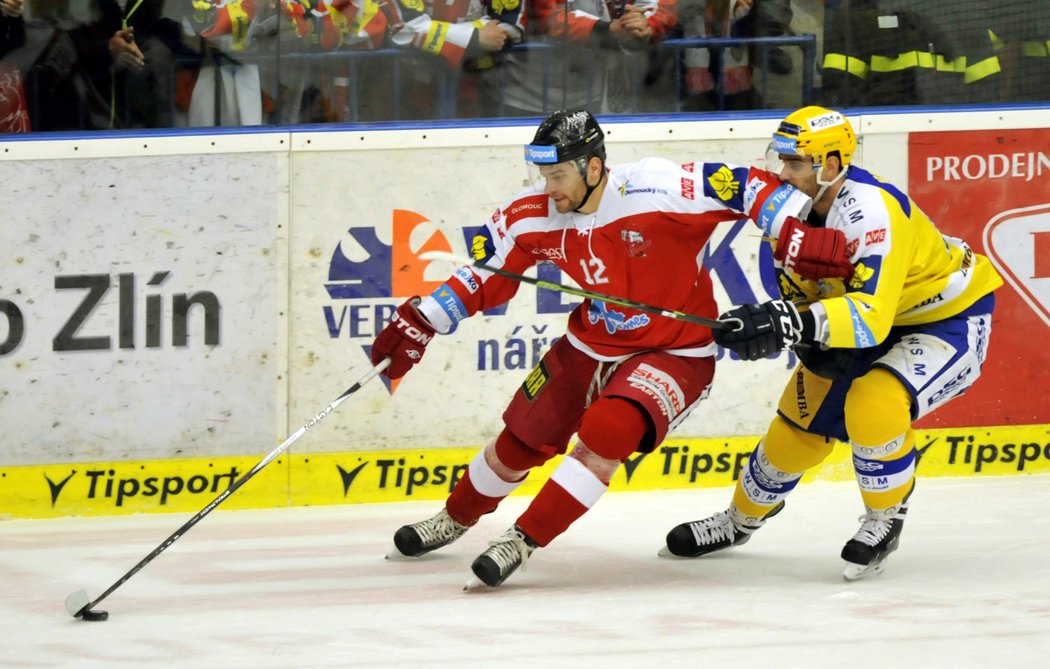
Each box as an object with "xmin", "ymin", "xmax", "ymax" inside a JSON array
[{"xmin": 3, "ymin": 424, "xmax": 1047, "ymax": 519}]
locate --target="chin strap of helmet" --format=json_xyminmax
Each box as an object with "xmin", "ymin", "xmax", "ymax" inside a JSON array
[
  {"xmin": 573, "ymin": 157, "xmax": 605, "ymax": 213},
  {"xmin": 814, "ymin": 162, "xmax": 849, "ymax": 203}
]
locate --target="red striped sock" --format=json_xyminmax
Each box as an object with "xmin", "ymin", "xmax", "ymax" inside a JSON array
[
  {"xmin": 516, "ymin": 481, "xmax": 590, "ymax": 547},
  {"xmin": 446, "ymin": 470, "xmax": 507, "ymax": 526}
]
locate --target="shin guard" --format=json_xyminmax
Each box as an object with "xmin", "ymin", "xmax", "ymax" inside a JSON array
[
  {"xmin": 845, "ymin": 369, "xmax": 916, "ymax": 511},
  {"xmin": 447, "ymin": 442, "xmax": 526, "ymax": 526},
  {"xmin": 516, "ymin": 456, "xmax": 608, "ymax": 547}
]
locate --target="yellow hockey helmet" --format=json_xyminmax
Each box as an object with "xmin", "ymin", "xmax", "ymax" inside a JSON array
[{"xmin": 770, "ymin": 106, "xmax": 856, "ymax": 168}]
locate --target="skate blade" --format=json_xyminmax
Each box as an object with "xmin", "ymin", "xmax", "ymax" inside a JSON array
[
  {"xmin": 843, "ymin": 560, "xmax": 886, "ymax": 581},
  {"xmin": 463, "ymin": 575, "xmax": 486, "ymax": 591},
  {"xmin": 656, "ymin": 545, "xmax": 676, "ymax": 558}
]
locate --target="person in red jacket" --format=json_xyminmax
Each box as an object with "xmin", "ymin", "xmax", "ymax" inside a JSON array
[
  {"xmin": 388, "ymin": 0, "xmax": 526, "ymax": 117},
  {"xmin": 372, "ymin": 108, "xmax": 853, "ymax": 589},
  {"xmin": 480, "ymin": 0, "xmax": 678, "ymax": 116}
]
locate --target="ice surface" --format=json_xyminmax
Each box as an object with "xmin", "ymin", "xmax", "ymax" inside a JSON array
[{"xmin": 2, "ymin": 476, "xmax": 1049, "ymax": 668}]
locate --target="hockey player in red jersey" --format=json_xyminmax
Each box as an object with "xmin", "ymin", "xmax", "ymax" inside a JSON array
[
  {"xmin": 662, "ymin": 106, "xmax": 1003, "ymax": 580},
  {"xmin": 372, "ymin": 109, "xmax": 852, "ymax": 588}
]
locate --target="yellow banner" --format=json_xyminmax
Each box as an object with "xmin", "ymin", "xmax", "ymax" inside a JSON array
[{"xmin": 3, "ymin": 424, "xmax": 1048, "ymax": 519}]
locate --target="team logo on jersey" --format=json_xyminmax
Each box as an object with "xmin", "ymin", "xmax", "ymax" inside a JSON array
[
  {"xmin": 471, "ymin": 225, "xmax": 499, "ymax": 262},
  {"xmin": 521, "ymin": 360, "xmax": 550, "ymax": 401},
  {"xmin": 472, "ymin": 234, "xmax": 490, "ymax": 260},
  {"xmin": 587, "ymin": 300, "xmax": 651, "ymax": 334},
  {"xmin": 705, "ymin": 166, "xmax": 740, "ymax": 201},
  {"xmin": 492, "ymin": 0, "xmax": 520, "ymax": 11},
  {"xmin": 621, "ymin": 224, "xmax": 650, "ymax": 257},
  {"xmin": 849, "ymin": 262, "xmax": 876, "ymax": 290}
]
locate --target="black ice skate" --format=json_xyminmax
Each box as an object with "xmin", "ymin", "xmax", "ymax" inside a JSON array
[
  {"xmin": 465, "ymin": 525, "xmax": 538, "ymax": 589},
  {"xmin": 660, "ymin": 501, "xmax": 785, "ymax": 558},
  {"xmin": 841, "ymin": 498, "xmax": 909, "ymax": 581},
  {"xmin": 389, "ymin": 507, "xmax": 469, "ymax": 558}
]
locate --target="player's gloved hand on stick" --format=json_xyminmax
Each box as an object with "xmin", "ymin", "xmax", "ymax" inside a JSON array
[
  {"xmin": 371, "ymin": 297, "xmax": 436, "ymax": 379},
  {"xmin": 714, "ymin": 300, "xmax": 805, "ymax": 361},
  {"xmin": 774, "ymin": 217, "xmax": 854, "ymax": 281}
]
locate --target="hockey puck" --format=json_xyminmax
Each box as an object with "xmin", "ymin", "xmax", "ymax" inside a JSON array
[{"xmin": 81, "ymin": 609, "xmax": 109, "ymax": 622}]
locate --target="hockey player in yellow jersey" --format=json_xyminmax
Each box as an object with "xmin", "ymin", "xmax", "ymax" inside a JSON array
[{"xmin": 662, "ymin": 106, "xmax": 1003, "ymax": 580}]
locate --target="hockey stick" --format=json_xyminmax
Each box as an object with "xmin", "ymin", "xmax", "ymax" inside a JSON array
[
  {"xmin": 64, "ymin": 358, "xmax": 391, "ymax": 622},
  {"xmin": 420, "ymin": 251, "xmax": 732, "ymax": 330}
]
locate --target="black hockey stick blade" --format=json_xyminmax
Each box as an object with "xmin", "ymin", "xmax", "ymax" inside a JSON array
[
  {"xmin": 419, "ymin": 250, "xmax": 732, "ymax": 330},
  {"xmin": 63, "ymin": 359, "xmax": 390, "ymax": 620}
]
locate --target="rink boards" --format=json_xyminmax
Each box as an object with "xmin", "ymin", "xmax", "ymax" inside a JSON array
[{"xmin": 3, "ymin": 110, "xmax": 1050, "ymax": 519}]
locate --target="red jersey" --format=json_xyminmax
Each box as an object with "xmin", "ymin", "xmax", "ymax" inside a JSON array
[{"xmin": 418, "ymin": 157, "xmax": 811, "ymax": 361}]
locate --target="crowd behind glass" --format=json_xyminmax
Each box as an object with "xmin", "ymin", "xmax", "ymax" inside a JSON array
[{"xmin": 1, "ymin": 0, "xmax": 1047, "ymax": 134}]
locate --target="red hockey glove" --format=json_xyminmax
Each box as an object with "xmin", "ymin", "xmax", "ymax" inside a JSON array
[
  {"xmin": 773, "ymin": 217, "xmax": 854, "ymax": 281},
  {"xmin": 371, "ymin": 298, "xmax": 436, "ymax": 380}
]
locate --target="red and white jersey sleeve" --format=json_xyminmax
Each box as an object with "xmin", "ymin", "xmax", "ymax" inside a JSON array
[{"xmin": 418, "ymin": 157, "xmax": 811, "ymax": 361}]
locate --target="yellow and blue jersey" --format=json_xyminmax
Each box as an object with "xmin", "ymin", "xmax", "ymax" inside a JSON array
[{"xmin": 776, "ymin": 166, "xmax": 1003, "ymax": 349}]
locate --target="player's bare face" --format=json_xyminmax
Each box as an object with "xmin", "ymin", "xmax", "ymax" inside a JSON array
[
  {"xmin": 540, "ymin": 163, "xmax": 587, "ymax": 213},
  {"xmin": 777, "ymin": 155, "xmax": 820, "ymax": 198}
]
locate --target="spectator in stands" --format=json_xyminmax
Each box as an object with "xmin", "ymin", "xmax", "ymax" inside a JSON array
[
  {"xmin": 678, "ymin": 0, "xmax": 760, "ymax": 111},
  {"xmin": 2, "ymin": 0, "xmax": 113, "ymax": 130},
  {"xmin": 102, "ymin": 0, "xmax": 188, "ymax": 128},
  {"xmin": 479, "ymin": 0, "xmax": 677, "ymax": 117},
  {"xmin": 254, "ymin": 0, "xmax": 399, "ymax": 124},
  {"xmin": 973, "ymin": 1, "xmax": 1049, "ymax": 104},
  {"xmin": 182, "ymin": 0, "xmax": 266, "ymax": 126},
  {"xmin": 387, "ymin": 0, "xmax": 525, "ymax": 119},
  {"xmin": 1, "ymin": 0, "xmax": 32, "ymax": 131},
  {"xmin": 1, "ymin": 0, "xmax": 192, "ymax": 131},
  {"xmin": 639, "ymin": 0, "xmax": 797, "ymax": 114},
  {"xmin": 69, "ymin": 0, "xmax": 196, "ymax": 129},
  {"xmin": 672, "ymin": 0, "xmax": 793, "ymax": 111},
  {"xmin": 752, "ymin": 0, "xmax": 792, "ymax": 75},
  {"xmin": 816, "ymin": 0, "xmax": 1029, "ymax": 108}
]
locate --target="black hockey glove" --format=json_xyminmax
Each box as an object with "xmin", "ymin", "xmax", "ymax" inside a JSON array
[{"xmin": 714, "ymin": 300, "xmax": 805, "ymax": 361}]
